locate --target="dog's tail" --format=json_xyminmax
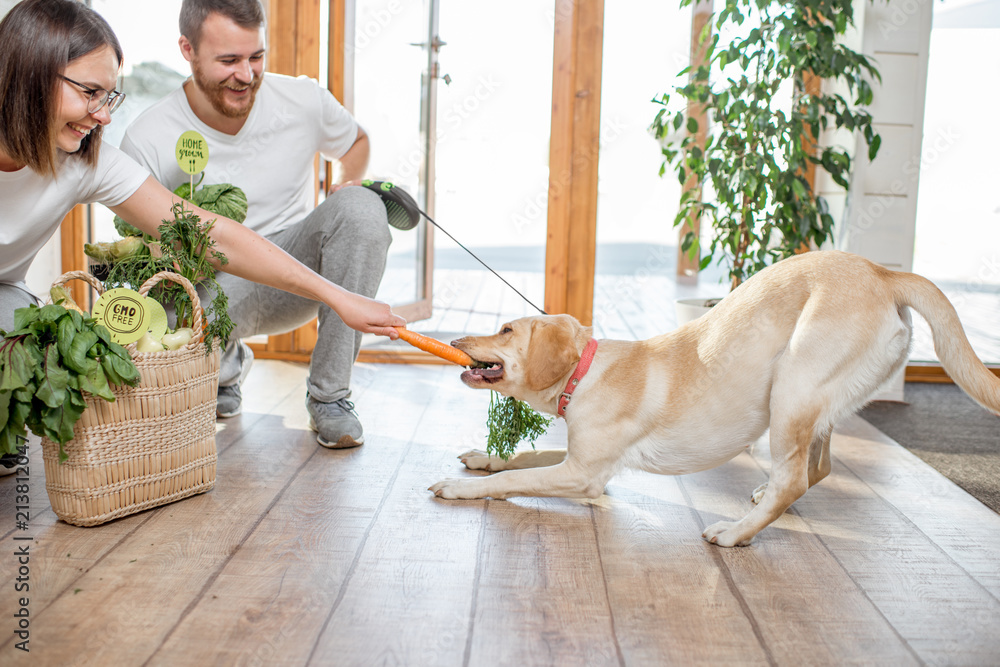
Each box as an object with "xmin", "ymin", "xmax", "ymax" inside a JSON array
[{"xmin": 890, "ymin": 271, "xmax": 1000, "ymax": 416}]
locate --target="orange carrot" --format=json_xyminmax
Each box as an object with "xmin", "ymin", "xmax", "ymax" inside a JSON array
[{"xmin": 394, "ymin": 327, "xmax": 473, "ymax": 366}]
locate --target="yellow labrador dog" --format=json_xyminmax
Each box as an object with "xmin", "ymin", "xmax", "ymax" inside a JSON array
[{"xmin": 430, "ymin": 251, "xmax": 1000, "ymax": 547}]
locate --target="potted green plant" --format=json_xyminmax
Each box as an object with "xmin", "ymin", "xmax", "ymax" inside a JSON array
[{"xmin": 653, "ymin": 0, "xmax": 882, "ymax": 320}]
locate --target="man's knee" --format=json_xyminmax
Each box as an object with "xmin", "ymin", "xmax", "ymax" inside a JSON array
[{"xmin": 323, "ymin": 187, "xmax": 392, "ymax": 251}]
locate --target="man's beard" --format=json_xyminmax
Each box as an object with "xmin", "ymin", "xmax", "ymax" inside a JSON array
[{"xmin": 191, "ymin": 58, "xmax": 262, "ymax": 119}]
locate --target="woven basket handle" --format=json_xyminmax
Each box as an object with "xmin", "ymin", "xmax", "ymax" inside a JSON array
[
  {"xmin": 137, "ymin": 271, "xmax": 205, "ymax": 348},
  {"xmin": 50, "ymin": 270, "xmax": 106, "ymax": 299}
]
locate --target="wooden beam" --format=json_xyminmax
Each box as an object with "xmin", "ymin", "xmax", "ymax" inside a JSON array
[
  {"xmin": 905, "ymin": 362, "xmax": 1000, "ymax": 384},
  {"xmin": 60, "ymin": 205, "xmax": 89, "ymax": 307},
  {"xmin": 544, "ymin": 0, "xmax": 605, "ymax": 324},
  {"xmin": 328, "ymin": 0, "xmax": 347, "ymax": 103},
  {"xmin": 257, "ymin": 0, "xmax": 324, "ymax": 360},
  {"xmin": 677, "ymin": 0, "xmax": 713, "ymax": 284},
  {"xmin": 295, "ymin": 0, "xmax": 321, "ymax": 78},
  {"xmin": 800, "ymin": 70, "xmax": 821, "ymax": 193},
  {"xmin": 794, "ymin": 68, "xmax": 822, "ymax": 254},
  {"xmin": 267, "ymin": 0, "xmax": 297, "ymax": 75}
]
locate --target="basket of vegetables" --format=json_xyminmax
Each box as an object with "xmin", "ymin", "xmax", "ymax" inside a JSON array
[{"xmin": 38, "ymin": 269, "xmax": 220, "ymax": 526}]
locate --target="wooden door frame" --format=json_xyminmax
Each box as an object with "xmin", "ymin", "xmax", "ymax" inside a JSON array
[
  {"xmin": 60, "ymin": 206, "xmax": 90, "ymax": 308},
  {"xmin": 249, "ymin": 0, "xmax": 325, "ymax": 361},
  {"xmin": 543, "ymin": 0, "xmax": 605, "ymax": 325}
]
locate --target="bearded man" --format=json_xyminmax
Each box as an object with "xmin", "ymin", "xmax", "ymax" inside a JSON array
[{"xmin": 121, "ymin": 0, "xmax": 392, "ymax": 449}]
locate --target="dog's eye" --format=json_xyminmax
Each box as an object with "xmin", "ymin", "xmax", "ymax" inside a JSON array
[{"xmin": 500, "ymin": 326, "xmax": 513, "ymax": 335}]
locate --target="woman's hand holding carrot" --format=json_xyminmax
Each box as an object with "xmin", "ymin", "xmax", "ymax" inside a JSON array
[{"xmin": 317, "ymin": 289, "xmax": 405, "ymax": 338}]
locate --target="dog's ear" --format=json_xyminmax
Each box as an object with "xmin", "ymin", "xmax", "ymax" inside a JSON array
[{"xmin": 524, "ymin": 318, "xmax": 582, "ymax": 391}]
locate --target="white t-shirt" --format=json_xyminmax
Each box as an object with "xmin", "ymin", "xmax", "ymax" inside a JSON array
[
  {"xmin": 120, "ymin": 73, "xmax": 360, "ymax": 237},
  {"xmin": 0, "ymin": 145, "xmax": 148, "ymax": 285}
]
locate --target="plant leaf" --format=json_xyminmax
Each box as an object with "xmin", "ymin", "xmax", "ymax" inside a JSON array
[
  {"xmin": 65, "ymin": 329, "xmax": 100, "ymax": 375},
  {"xmin": 36, "ymin": 346, "xmax": 70, "ymax": 409},
  {"xmin": 78, "ymin": 363, "xmax": 116, "ymax": 402},
  {"xmin": 103, "ymin": 353, "xmax": 141, "ymax": 387}
]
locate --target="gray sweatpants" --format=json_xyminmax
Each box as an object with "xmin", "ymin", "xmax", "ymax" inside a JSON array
[
  {"xmin": 212, "ymin": 185, "xmax": 391, "ymax": 403},
  {"xmin": 0, "ymin": 283, "xmax": 41, "ymax": 332}
]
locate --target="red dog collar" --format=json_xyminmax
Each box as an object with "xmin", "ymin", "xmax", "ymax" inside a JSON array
[{"xmin": 557, "ymin": 338, "xmax": 598, "ymax": 418}]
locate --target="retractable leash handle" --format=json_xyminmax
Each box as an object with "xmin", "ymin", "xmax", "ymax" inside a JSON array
[
  {"xmin": 360, "ymin": 179, "xmax": 420, "ymax": 230},
  {"xmin": 361, "ymin": 180, "xmax": 547, "ymax": 315}
]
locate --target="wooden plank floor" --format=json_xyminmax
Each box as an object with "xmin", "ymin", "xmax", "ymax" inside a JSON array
[{"xmin": 2, "ymin": 360, "xmax": 999, "ymax": 665}]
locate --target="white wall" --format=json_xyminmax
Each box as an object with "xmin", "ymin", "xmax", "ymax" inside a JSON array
[{"xmin": 830, "ymin": 0, "xmax": 934, "ymax": 272}]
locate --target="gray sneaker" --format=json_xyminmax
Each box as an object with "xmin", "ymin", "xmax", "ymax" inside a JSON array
[
  {"xmin": 216, "ymin": 341, "xmax": 253, "ymax": 419},
  {"xmin": 0, "ymin": 453, "xmax": 21, "ymax": 476},
  {"xmin": 216, "ymin": 384, "xmax": 243, "ymax": 418},
  {"xmin": 307, "ymin": 395, "xmax": 364, "ymax": 449}
]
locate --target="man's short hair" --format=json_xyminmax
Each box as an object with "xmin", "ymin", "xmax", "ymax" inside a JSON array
[{"xmin": 179, "ymin": 0, "xmax": 266, "ymax": 50}]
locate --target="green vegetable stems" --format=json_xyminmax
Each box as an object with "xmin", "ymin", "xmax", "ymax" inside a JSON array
[{"xmin": 485, "ymin": 392, "xmax": 553, "ymax": 461}]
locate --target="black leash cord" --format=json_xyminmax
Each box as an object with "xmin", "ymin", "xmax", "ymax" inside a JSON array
[{"xmin": 418, "ymin": 208, "xmax": 548, "ymax": 316}]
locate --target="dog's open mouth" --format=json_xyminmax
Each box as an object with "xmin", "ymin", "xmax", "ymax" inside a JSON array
[{"xmin": 461, "ymin": 360, "xmax": 504, "ymax": 385}]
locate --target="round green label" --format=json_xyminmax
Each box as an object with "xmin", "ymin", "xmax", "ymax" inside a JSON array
[
  {"xmin": 175, "ymin": 130, "xmax": 209, "ymax": 175},
  {"xmin": 145, "ymin": 296, "xmax": 169, "ymax": 340},
  {"xmin": 92, "ymin": 288, "xmax": 151, "ymax": 344}
]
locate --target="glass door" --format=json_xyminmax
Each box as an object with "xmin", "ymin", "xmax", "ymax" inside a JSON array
[
  {"xmin": 354, "ymin": 0, "xmax": 443, "ymax": 322},
  {"xmin": 911, "ymin": 0, "xmax": 1000, "ymax": 365}
]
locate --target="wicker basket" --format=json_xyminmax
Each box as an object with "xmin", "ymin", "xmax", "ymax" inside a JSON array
[{"xmin": 41, "ymin": 270, "xmax": 220, "ymax": 526}]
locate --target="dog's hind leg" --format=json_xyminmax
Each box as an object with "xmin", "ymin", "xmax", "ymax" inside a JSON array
[
  {"xmin": 703, "ymin": 409, "xmax": 820, "ymax": 546},
  {"xmin": 807, "ymin": 430, "xmax": 833, "ymax": 487},
  {"xmin": 751, "ymin": 430, "xmax": 831, "ymax": 505}
]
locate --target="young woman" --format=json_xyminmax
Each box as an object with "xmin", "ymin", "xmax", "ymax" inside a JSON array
[{"xmin": 0, "ymin": 0, "xmax": 404, "ymax": 337}]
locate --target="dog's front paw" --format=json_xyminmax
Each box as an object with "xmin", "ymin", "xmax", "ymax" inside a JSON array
[
  {"xmin": 750, "ymin": 483, "xmax": 767, "ymax": 505},
  {"xmin": 459, "ymin": 449, "xmax": 498, "ymax": 471},
  {"xmin": 702, "ymin": 521, "xmax": 753, "ymax": 548},
  {"xmin": 429, "ymin": 478, "xmax": 486, "ymax": 500}
]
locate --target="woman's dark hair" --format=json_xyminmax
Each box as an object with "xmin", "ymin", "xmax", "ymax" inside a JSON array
[
  {"xmin": 180, "ymin": 0, "xmax": 266, "ymax": 51},
  {"xmin": 0, "ymin": 0, "xmax": 123, "ymax": 175}
]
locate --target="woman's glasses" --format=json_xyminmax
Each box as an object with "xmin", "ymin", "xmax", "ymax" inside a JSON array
[{"xmin": 60, "ymin": 75, "xmax": 125, "ymax": 115}]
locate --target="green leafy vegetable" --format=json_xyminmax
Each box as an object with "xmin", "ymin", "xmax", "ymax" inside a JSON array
[
  {"xmin": 84, "ymin": 237, "xmax": 147, "ymax": 265},
  {"xmin": 174, "ymin": 182, "xmax": 248, "ymax": 223},
  {"xmin": 485, "ymin": 392, "xmax": 553, "ymax": 461},
  {"xmin": 104, "ymin": 203, "xmax": 235, "ymax": 352},
  {"xmin": 113, "ymin": 177, "xmax": 247, "ymax": 238},
  {"xmin": 0, "ymin": 304, "xmax": 141, "ymax": 460},
  {"xmin": 113, "ymin": 216, "xmax": 144, "ymax": 239},
  {"xmin": 102, "ymin": 178, "xmax": 242, "ymax": 352}
]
